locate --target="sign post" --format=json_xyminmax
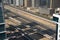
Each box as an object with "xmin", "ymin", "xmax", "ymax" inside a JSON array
[{"xmin": 53, "ymin": 14, "xmax": 60, "ymax": 40}]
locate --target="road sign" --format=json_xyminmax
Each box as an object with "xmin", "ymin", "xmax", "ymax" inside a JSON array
[{"xmin": 53, "ymin": 14, "xmax": 60, "ymax": 40}]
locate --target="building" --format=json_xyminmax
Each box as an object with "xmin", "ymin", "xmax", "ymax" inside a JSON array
[
  {"xmin": 24, "ymin": 0, "xmax": 40, "ymax": 7},
  {"xmin": 39, "ymin": 0, "xmax": 53, "ymax": 15},
  {"xmin": 5, "ymin": 0, "xmax": 24, "ymax": 7},
  {"xmin": 19, "ymin": 0, "xmax": 24, "ymax": 7},
  {"xmin": 4, "ymin": 0, "xmax": 60, "ymax": 15},
  {"xmin": 39, "ymin": 0, "xmax": 60, "ymax": 15},
  {"xmin": 6, "ymin": 0, "xmax": 32, "ymax": 7},
  {"xmin": 32, "ymin": 0, "xmax": 40, "ymax": 8},
  {"xmin": 24, "ymin": 0, "xmax": 32, "ymax": 7},
  {"xmin": 53, "ymin": 0, "xmax": 60, "ymax": 8},
  {"xmin": 0, "ymin": 0, "xmax": 6, "ymax": 40}
]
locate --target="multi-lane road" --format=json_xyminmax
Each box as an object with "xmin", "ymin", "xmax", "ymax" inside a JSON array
[
  {"xmin": 5, "ymin": 9, "xmax": 56, "ymax": 40},
  {"xmin": 4, "ymin": 5, "xmax": 56, "ymax": 31}
]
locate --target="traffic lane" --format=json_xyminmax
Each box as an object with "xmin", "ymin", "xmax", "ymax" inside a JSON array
[
  {"xmin": 4, "ymin": 5, "xmax": 56, "ymax": 30},
  {"xmin": 5, "ymin": 11, "xmax": 31, "ymax": 23}
]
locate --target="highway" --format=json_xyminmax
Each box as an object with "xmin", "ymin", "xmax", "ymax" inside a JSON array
[
  {"xmin": 4, "ymin": 5, "xmax": 56, "ymax": 31},
  {"xmin": 5, "ymin": 9, "xmax": 56, "ymax": 40},
  {"xmin": 5, "ymin": 10, "xmax": 46, "ymax": 30},
  {"xmin": 5, "ymin": 12, "xmax": 31, "ymax": 24}
]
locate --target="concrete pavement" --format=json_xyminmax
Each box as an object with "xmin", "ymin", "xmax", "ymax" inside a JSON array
[{"xmin": 4, "ymin": 5, "xmax": 56, "ymax": 30}]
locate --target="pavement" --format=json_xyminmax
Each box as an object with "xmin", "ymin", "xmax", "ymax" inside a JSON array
[
  {"xmin": 4, "ymin": 5, "xmax": 56, "ymax": 30},
  {"xmin": 4, "ymin": 6, "xmax": 56, "ymax": 40}
]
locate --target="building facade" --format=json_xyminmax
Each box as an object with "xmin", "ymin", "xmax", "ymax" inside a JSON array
[
  {"xmin": 39, "ymin": 0, "xmax": 51, "ymax": 14},
  {"xmin": 24, "ymin": 0, "xmax": 32, "ymax": 7},
  {"xmin": 0, "ymin": 0, "xmax": 6, "ymax": 40},
  {"xmin": 24, "ymin": 0, "xmax": 40, "ymax": 7},
  {"xmin": 19, "ymin": 0, "xmax": 24, "ymax": 6},
  {"xmin": 39, "ymin": 0, "xmax": 60, "ymax": 15},
  {"xmin": 6, "ymin": 0, "xmax": 24, "ymax": 7},
  {"xmin": 4, "ymin": 0, "xmax": 60, "ymax": 15},
  {"xmin": 53, "ymin": 0, "xmax": 60, "ymax": 8},
  {"xmin": 32, "ymin": 0, "xmax": 40, "ymax": 8}
]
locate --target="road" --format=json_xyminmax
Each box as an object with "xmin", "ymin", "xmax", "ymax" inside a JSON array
[
  {"xmin": 4, "ymin": 5, "xmax": 56, "ymax": 40},
  {"xmin": 5, "ymin": 10, "xmax": 46, "ymax": 30},
  {"xmin": 5, "ymin": 9, "xmax": 56, "ymax": 40},
  {"xmin": 4, "ymin": 5, "xmax": 56, "ymax": 31}
]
